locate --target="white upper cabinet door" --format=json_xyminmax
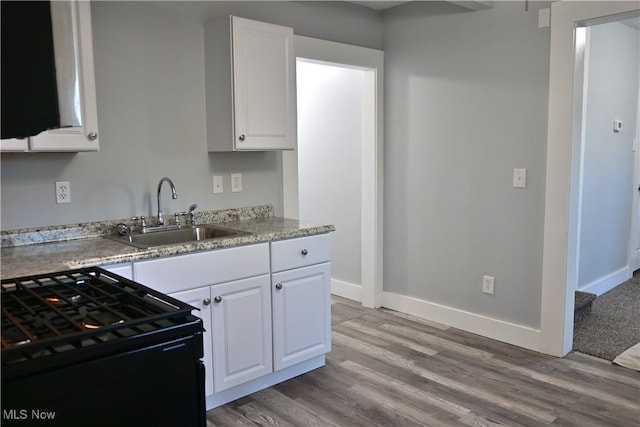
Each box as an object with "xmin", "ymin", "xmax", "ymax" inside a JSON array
[
  {"xmin": 29, "ymin": 1, "xmax": 99, "ymax": 152},
  {"xmin": 205, "ymin": 16, "xmax": 296, "ymax": 151},
  {"xmin": 211, "ymin": 274, "xmax": 273, "ymax": 393},
  {"xmin": 231, "ymin": 17, "xmax": 295, "ymax": 151}
]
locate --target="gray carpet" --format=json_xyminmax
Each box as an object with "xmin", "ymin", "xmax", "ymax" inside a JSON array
[{"xmin": 573, "ymin": 270, "xmax": 640, "ymax": 361}]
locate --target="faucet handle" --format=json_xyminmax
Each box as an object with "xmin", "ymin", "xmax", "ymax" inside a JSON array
[
  {"xmin": 131, "ymin": 216, "xmax": 148, "ymax": 229},
  {"xmin": 174, "ymin": 211, "xmax": 188, "ymax": 227}
]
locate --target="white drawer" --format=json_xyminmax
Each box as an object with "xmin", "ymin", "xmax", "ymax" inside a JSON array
[
  {"xmin": 133, "ymin": 243, "xmax": 270, "ymax": 294},
  {"xmin": 270, "ymin": 234, "xmax": 331, "ymax": 273}
]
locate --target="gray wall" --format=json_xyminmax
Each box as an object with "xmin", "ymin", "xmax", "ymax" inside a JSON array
[
  {"xmin": 0, "ymin": 1, "xmax": 381, "ymax": 230},
  {"xmin": 1, "ymin": 0, "xmax": 555, "ymax": 331},
  {"xmin": 382, "ymin": 1, "xmax": 550, "ymax": 328},
  {"xmin": 578, "ymin": 21, "xmax": 639, "ymax": 289}
]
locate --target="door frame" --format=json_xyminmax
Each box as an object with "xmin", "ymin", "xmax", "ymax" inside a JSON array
[
  {"xmin": 540, "ymin": 1, "xmax": 640, "ymax": 357},
  {"xmin": 283, "ymin": 35, "xmax": 384, "ymax": 308}
]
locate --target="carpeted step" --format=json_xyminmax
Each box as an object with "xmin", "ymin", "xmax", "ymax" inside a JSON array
[{"xmin": 574, "ymin": 291, "xmax": 597, "ymax": 327}]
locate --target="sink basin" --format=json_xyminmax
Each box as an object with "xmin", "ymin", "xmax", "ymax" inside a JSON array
[{"xmin": 106, "ymin": 225, "xmax": 248, "ymax": 249}]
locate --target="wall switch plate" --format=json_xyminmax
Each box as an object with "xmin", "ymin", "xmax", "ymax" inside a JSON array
[
  {"xmin": 231, "ymin": 173, "xmax": 242, "ymax": 192},
  {"xmin": 55, "ymin": 181, "xmax": 71, "ymax": 204},
  {"xmin": 538, "ymin": 8, "xmax": 550, "ymax": 28},
  {"xmin": 213, "ymin": 175, "xmax": 224, "ymax": 194},
  {"xmin": 482, "ymin": 275, "xmax": 495, "ymax": 295},
  {"xmin": 513, "ymin": 168, "xmax": 527, "ymax": 188}
]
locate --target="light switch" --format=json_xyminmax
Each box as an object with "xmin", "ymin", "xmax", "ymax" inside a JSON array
[
  {"xmin": 213, "ymin": 175, "xmax": 224, "ymax": 194},
  {"xmin": 513, "ymin": 168, "xmax": 527, "ymax": 188},
  {"xmin": 538, "ymin": 8, "xmax": 550, "ymax": 28}
]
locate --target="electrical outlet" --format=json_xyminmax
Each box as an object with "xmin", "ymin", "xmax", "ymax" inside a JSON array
[
  {"xmin": 55, "ymin": 181, "xmax": 71, "ymax": 204},
  {"xmin": 213, "ymin": 175, "xmax": 224, "ymax": 194},
  {"xmin": 482, "ymin": 275, "xmax": 495, "ymax": 295},
  {"xmin": 231, "ymin": 173, "xmax": 243, "ymax": 193}
]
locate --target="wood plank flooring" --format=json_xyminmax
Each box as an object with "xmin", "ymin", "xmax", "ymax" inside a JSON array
[{"xmin": 206, "ymin": 296, "xmax": 640, "ymax": 426}]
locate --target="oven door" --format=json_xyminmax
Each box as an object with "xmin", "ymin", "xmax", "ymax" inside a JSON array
[{"xmin": 2, "ymin": 332, "xmax": 205, "ymax": 427}]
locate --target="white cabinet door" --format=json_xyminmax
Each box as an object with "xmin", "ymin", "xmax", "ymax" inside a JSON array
[
  {"xmin": 211, "ymin": 274, "xmax": 273, "ymax": 392},
  {"xmin": 272, "ymin": 262, "xmax": 331, "ymax": 371},
  {"xmin": 171, "ymin": 287, "xmax": 214, "ymax": 398},
  {"xmin": 204, "ymin": 16, "xmax": 295, "ymax": 151},
  {"xmin": 4, "ymin": 1, "xmax": 99, "ymax": 153},
  {"xmin": 231, "ymin": 16, "xmax": 295, "ymax": 151}
]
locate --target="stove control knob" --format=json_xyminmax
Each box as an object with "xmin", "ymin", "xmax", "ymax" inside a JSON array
[
  {"xmin": 214, "ymin": 296, "xmax": 222, "ymax": 303},
  {"xmin": 203, "ymin": 298, "xmax": 211, "ymax": 306}
]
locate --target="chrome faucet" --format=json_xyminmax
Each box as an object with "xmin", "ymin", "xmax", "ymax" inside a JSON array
[{"xmin": 156, "ymin": 177, "xmax": 178, "ymax": 226}]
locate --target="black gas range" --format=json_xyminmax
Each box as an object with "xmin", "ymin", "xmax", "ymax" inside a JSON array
[{"xmin": 1, "ymin": 266, "xmax": 205, "ymax": 427}]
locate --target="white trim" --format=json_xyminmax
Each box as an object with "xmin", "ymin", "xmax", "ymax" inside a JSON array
[
  {"xmin": 285, "ymin": 35, "xmax": 384, "ymax": 309},
  {"xmin": 382, "ymin": 292, "xmax": 540, "ymax": 352},
  {"xmin": 630, "ymin": 51, "xmax": 640, "ymax": 273},
  {"xmin": 541, "ymin": 1, "xmax": 640, "ymax": 357},
  {"xmin": 331, "ymin": 278, "xmax": 363, "ymax": 302},
  {"xmin": 578, "ymin": 266, "xmax": 631, "ymax": 296}
]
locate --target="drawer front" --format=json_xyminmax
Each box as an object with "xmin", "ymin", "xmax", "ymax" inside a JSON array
[
  {"xmin": 133, "ymin": 243, "xmax": 270, "ymax": 294},
  {"xmin": 270, "ymin": 234, "xmax": 331, "ymax": 273}
]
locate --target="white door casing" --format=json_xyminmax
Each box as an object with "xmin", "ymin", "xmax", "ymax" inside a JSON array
[{"xmin": 285, "ymin": 35, "xmax": 384, "ymax": 308}]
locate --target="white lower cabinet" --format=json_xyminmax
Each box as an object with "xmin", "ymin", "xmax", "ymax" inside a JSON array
[
  {"xmin": 131, "ymin": 235, "xmax": 331, "ymax": 409},
  {"xmin": 170, "ymin": 287, "xmax": 214, "ymax": 397},
  {"xmin": 210, "ymin": 275, "xmax": 272, "ymax": 392},
  {"xmin": 272, "ymin": 262, "xmax": 332, "ymax": 370}
]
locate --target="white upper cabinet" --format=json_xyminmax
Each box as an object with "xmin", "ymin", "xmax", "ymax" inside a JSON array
[
  {"xmin": 204, "ymin": 16, "xmax": 296, "ymax": 151},
  {"xmin": 1, "ymin": 1, "xmax": 99, "ymax": 153}
]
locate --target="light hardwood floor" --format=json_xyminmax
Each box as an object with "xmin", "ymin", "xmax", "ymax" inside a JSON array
[{"xmin": 207, "ymin": 296, "xmax": 640, "ymax": 426}]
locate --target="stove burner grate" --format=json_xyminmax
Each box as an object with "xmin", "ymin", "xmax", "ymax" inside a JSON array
[{"xmin": 1, "ymin": 267, "xmax": 196, "ymax": 366}]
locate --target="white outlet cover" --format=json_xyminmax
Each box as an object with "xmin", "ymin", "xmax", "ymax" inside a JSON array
[
  {"xmin": 231, "ymin": 173, "xmax": 243, "ymax": 193},
  {"xmin": 56, "ymin": 181, "xmax": 71, "ymax": 204}
]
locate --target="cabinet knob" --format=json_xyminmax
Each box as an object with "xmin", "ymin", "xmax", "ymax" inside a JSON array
[
  {"xmin": 214, "ymin": 296, "xmax": 222, "ymax": 303},
  {"xmin": 238, "ymin": 134, "xmax": 246, "ymax": 141},
  {"xmin": 275, "ymin": 283, "xmax": 283, "ymax": 290},
  {"xmin": 203, "ymin": 297, "xmax": 211, "ymax": 306},
  {"xmin": 87, "ymin": 132, "xmax": 98, "ymax": 141},
  {"xmin": 301, "ymin": 249, "xmax": 308, "ymax": 256}
]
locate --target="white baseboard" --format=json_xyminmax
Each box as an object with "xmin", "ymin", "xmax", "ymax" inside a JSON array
[
  {"xmin": 381, "ymin": 291, "xmax": 541, "ymax": 352},
  {"xmin": 578, "ymin": 266, "xmax": 631, "ymax": 296},
  {"xmin": 331, "ymin": 278, "xmax": 362, "ymax": 302}
]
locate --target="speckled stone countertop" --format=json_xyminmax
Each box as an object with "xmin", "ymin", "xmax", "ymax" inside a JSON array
[{"xmin": 0, "ymin": 206, "xmax": 334, "ymax": 279}]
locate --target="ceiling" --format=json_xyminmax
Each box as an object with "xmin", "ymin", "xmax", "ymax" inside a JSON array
[
  {"xmin": 347, "ymin": 1, "xmax": 410, "ymax": 10},
  {"xmin": 347, "ymin": 1, "xmax": 494, "ymax": 12}
]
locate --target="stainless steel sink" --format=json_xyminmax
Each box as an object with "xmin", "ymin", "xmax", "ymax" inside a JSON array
[{"xmin": 106, "ymin": 225, "xmax": 248, "ymax": 249}]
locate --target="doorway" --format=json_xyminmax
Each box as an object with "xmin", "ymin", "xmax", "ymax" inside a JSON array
[
  {"xmin": 572, "ymin": 17, "xmax": 639, "ymax": 297},
  {"xmin": 283, "ymin": 35, "xmax": 384, "ymax": 308},
  {"xmin": 540, "ymin": 1, "xmax": 640, "ymax": 357}
]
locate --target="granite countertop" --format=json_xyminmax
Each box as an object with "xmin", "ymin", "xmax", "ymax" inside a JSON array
[{"xmin": 0, "ymin": 206, "xmax": 334, "ymax": 280}]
